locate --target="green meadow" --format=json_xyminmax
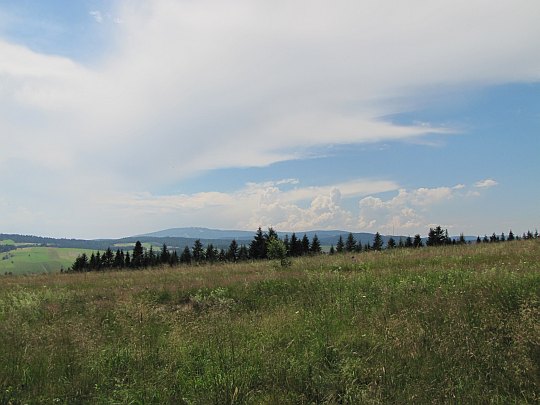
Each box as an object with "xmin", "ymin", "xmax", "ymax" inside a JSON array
[
  {"xmin": 0, "ymin": 241, "xmax": 538, "ymax": 403},
  {"xmin": 0, "ymin": 247, "xmax": 94, "ymax": 275}
]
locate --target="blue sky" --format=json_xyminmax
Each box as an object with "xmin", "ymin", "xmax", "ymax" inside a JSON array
[{"xmin": 0, "ymin": 0, "xmax": 539, "ymax": 239}]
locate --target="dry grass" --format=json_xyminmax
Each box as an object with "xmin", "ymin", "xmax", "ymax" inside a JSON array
[{"xmin": 1, "ymin": 240, "xmax": 539, "ymax": 403}]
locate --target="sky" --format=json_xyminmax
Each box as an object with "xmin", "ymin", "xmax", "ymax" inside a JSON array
[{"xmin": 0, "ymin": 0, "xmax": 539, "ymax": 239}]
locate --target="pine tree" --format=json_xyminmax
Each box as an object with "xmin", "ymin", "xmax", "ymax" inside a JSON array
[
  {"xmin": 227, "ymin": 239, "xmax": 239, "ymax": 262},
  {"xmin": 329, "ymin": 245, "xmax": 335, "ymax": 255},
  {"xmin": 398, "ymin": 238, "xmax": 404, "ymax": 248},
  {"xmin": 301, "ymin": 234, "xmax": 310, "ymax": 255},
  {"xmin": 113, "ymin": 249, "xmax": 124, "ymax": 268},
  {"xmin": 508, "ymin": 230, "xmax": 515, "ymax": 241},
  {"xmin": 310, "ymin": 234, "xmax": 321, "ymax": 254},
  {"xmin": 192, "ymin": 239, "xmax": 204, "ymax": 263},
  {"xmin": 372, "ymin": 232, "xmax": 383, "ymax": 251},
  {"xmin": 500, "ymin": 232, "xmax": 506, "ymax": 242},
  {"xmin": 427, "ymin": 226, "xmax": 446, "ymax": 246},
  {"xmin": 169, "ymin": 250, "xmax": 179, "ymax": 266},
  {"xmin": 180, "ymin": 246, "xmax": 192, "ymax": 264},
  {"xmin": 483, "ymin": 235, "xmax": 489, "ymax": 243},
  {"xmin": 387, "ymin": 237, "xmax": 396, "ymax": 249},
  {"xmin": 205, "ymin": 244, "xmax": 218, "ymax": 263},
  {"xmin": 476, "ymin": 236, "xmax": 481, "ymax": 244},
  {"xmin": 132, "ymin": 241, "xmax": 144, "ymax": 268},
  {"xmin": 283, "ymin": 235, "xmax": 290, "ymax": 256},
  {"xmin": 413, "ymin": 234, "xmax": 423, "ymax": 248},
  {"xmin": 160, "ymin": 244, "xmax": 169, "ymax": 264},
  {"xmin": 249, "ymin": 227, "xmax": 267, "ymax": 259},
  {"xmin": 290, "ymin": 233, "xmax": 301, "ymax": 257},
  {"xmin": 345, "ymin": 233, "xmax": 356, "ymax": 252},
  {"xmin": 336, "ymin": 235, "xmax": 345, "ymax": 253},
  {"xmin": 124, "ymin": 251, "xmax": 131, "ymax": 267},
  {"xmin": 238, "ymin": 245, "xmax": 249, "ymax": 261},
  {"xmin": 405, "ymin": 236, "xmax": 413, "ymax": 248}
]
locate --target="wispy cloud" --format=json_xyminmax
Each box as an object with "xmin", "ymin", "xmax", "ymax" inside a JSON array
[
  {"xmin": 0, "ymin": 0, "xmax": 538, "ymax": 237},
  {"xmin": 474, "ymin": 179, "xmax": 498, "ymax": 188}
]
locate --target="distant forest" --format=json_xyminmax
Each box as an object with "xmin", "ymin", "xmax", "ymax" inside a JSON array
[{"xmin": 69, "ymin": 226, "xmax": 539, "ymax": 273}]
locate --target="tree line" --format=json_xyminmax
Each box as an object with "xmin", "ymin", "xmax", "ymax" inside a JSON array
[{"xmin": 69, "ymin": 225, "xmax": 538, "ymax": 272}]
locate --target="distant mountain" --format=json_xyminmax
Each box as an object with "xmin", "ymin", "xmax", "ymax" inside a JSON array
[
  {"xmin": 136, "ymin": 227, "xmax": 411, "ymax": 247},
  {"xmin": 138, "ymin": 227, "xmax": 255, "ymax": 240}
]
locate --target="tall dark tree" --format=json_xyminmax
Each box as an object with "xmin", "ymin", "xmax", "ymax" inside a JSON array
[
  {"xmin": 476, "ymin": 236, "xmax": 482, "ymax": 244},
  {"xmin": 227, "ymin": 239, "xmax": 239, "ymax": 262},
  {"xmin": 508, "ymin": 230, "xmax": 515, "ymax": 241},
  {"xmin": 398, "ymin": 238, "xmax": 405, "ymax": 248},
  {"xmin": 301, "ymin": 234, "xmax": 310, "ymax": 255},
  {"xmin": 427, "ymin": 226, "xmax": 447, "ymax": 246},
  {"xmin": 413, "ymin": 234, "xmax": 423, "ymax": 248},
  {"xmin": 387, "ymin": 237, "xmax": 396, "ymax": 249},
  {"xmin": 405, "ymin": 236, "xmax": 413, "ymax": 248},
  {"xmin": 192, "ymin": 239, "xmax": 204, "ymax": 262},
  {"xmin": 345, "ymin": 233, "xmax": 356, "ymax": 253},
  {"xmin": 329, "ymin": 245, "xmax": 335, "ymax": 255},
  {"xmin": 205, "ymin": 244, "xmax": 218, "ymax": 263},
  {"xmin": 249, "ymin": 227, "xmax": 267, "ymax": 259},
  {"xmin": 310, "ymin": 234, "xmax": 321, "ymax": 254},
  {"xmin": 458, "ymin": 233, "xmax": 466, "ymax": 245},
  {"xmin": 500, "ymin": 232, "xmax": 506, "ymax": 242},
  {"xmin": 103, "ymin": 247, "xmax": 114, "ymax": 268},
  {"xmin": 114, "ymin": 249, "xmax": 124, "ymax": 268},
  {"xmin": 483, "ymin": 235, "xmax": 489, "ymax": 243},
  {"xmin": 180, "ymin": 246, "xmax": 192, "ymax": 264},
  {"xmin": 160, "ymin": 244, "xmax": 169, "ymax": 264},
  {"xmin": 372, "ymin": 232, "xmax": 383, "ymax": 251},
  {"xmin": 132, "ymin": 241, "xmax": 144, "ymax": 268},
  {"xmin": 124, "ymin": 251, "xmax": 131, "ymax": 267},
  {"xmin": 283, "ymin": 235, "xmax": 290, "ymax": 256},
  {"xmin": 289, "ymin": 233, "xmax": 302, "ymax": 257},
  {"xmin": 336, "ymin": 235, "xmax": 345, "ymax": 253},
  {"xmin": 238, "ymin": 245, "xmax": 249, "ymax": 261},
  {"xmin": 169, "ymin": 250, "xmax": 179, "ymax": 266}
]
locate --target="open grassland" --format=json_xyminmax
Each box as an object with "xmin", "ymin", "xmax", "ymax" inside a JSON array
[
  {"xmin": 0, "ymin": 241, "xmax": 538, "ymax": 404},
  {"xmin": 0, "ymin": 247, "xmax": 95, "ymax": 275}
]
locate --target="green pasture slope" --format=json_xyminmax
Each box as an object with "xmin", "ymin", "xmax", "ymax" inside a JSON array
[
  {"xmin": 0, "ymin": 247, "xmax": 94, "ymax": 275},
  {"xmin": 0, "ymin": 240, "xmax": 539, "ymax": 403}
]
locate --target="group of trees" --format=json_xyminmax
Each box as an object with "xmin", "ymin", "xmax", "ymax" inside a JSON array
[{"xmin": 69, "ymin": 225, "xmax": 539, "ymax": 273}]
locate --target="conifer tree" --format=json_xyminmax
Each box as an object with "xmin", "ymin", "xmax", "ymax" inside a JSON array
[
  {"xmin": 398, "ymin": 238, "xmax": 404, "ymax": 248},
  {"xmin": 132, "ymin": 241, "xmax": 144, "ymax": 268},
  {"xmin": 283, "ymin": 235, "xmax": 290, "ymax": 256},
  {"xmin": 125, "ymin": 251, "xmax": 131, "ymax": 267},
  {"xmin": 169, "ymin": 250, "xmax": 179, "ymax": 266},
  {"xmin": 387, "ymin": 237, "xmax": 396, "ymax": 249},
  {"xmin": 114, "ymin": 249, "xmax": 124, "ymax": 268},
  {"xmin": 372, "ymin": 232, "xmax": 383, "ymax": 251},
  {"xmin": 345, "ymin": 233, "xmax": 356, "ymax": 252},
  {"xmin": 310, "ymin": 234, "xmax": 321, "ymax": 254},
  {"xmin": 329, "ymin": 245, "xmax": 335, "ymax": 255},
  {"xmin": 180, "ymin": 246, "xmax": 192, "ymax": 264},
  {"xmin": 160, "ymin": 244, "xmax": 169, "ymax": 264},
  {"xmin": 301, "ymin": 234, "xmax": 310, "ymax": 255},
  {"xmin": 336, "ymin": 235, "xmax": 345, "ymax": 253},
  {"xmin": 508, "ymin": 230, "xmax": 515, "ymax": 241},
  {"xmin": 500, "ymin": 232, "xmax": 506, "ymax": 242},
  {"xmin": 249, "ymin": 227, "xmax": 267, "ymax": 259},
  {"xmin": 238, "ymin": 245, "xmax": 249, "ymax": 261},
  {"xmin": 476, "ymin": 236, "xmax": 482, "ymax": 244},
  {"xmin": 192, "ymin": 239, "xmax": 204, "ymax": 263},
  {"xmin": 227, "ymin": 239, "xmax": 239, "ymax": 262},
  {"xmin": 405, "ymin": 236, "xmax": 413, "ymax": 248},
  {"xmin": 413, "ymin": 234, "xmax": 423, "ymax": 248}
]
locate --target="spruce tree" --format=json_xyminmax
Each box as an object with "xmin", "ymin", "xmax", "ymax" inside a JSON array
[
  {"xmin": 405, "ymin": 236, "xmax": 413, "ymax": 248},
  {"xmin": 301, "ymin": 234, "xmax": 310, "ymax": 255},
  {"xmin": 310, "ymin": 234, "xmax": 321, "ymax": 254},
  {"xmin": 413, "ymin": 234, "xmax": 423, "ymax": 248},
  {"xmin": 132, "ymin": 241, "xmax": 144, "ymax": 268},
  {"xmin": 336, "ymin": 235, "xmax": 345, "ymax": 253},
  {"xmin": 192, "ymin": 239, "xmax": 204, "ymax": 263},
  {"xmin": 227, "ymin": 239, "xmax": 239, "ymax": 262},
  {"xmin": 160, "ymin": 244, "xmax": 169, "ymax": 264},
  {"xmin": 372, "ymin": 232, "xmax": 383, "ymax": 251},
  {"xmin": 124, "ymin": 251, "xmax": 131, "ymax": 267},
  {"xmin": 508, "ymin": 230, "xmax": 515, "ymax": 241},
  {"xmin": 180, "ymin": 246, "xmax": 192, "ymax": 264},
  {"xmin": 249, "ymin": 227, "xmax": 267, "ymax": 259},
  {"xmin": 345, "ymin": 233, "xmax": 356, "ymax": 252},
  {"xmin": 238, "ymin": 245, "xmax": 249, "ymax": 261},
  {"xmin": 387, "ymin": 237, "xmax": 396, "ymax": 249},
  {"xmin": 329, "ymin": 245, "xmax": 335, "ymax": 255}
]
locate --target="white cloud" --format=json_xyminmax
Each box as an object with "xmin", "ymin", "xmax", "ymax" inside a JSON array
[
  {"xmin": 89, "ymin": 11, "xmax": 103, "ymax": 23},
  {"xmin": 0, "ymin": 1, "xmax": 538, "ymax": 236},
  {"xmin": 475, "ymin": 179, "xmax": 498, "ymax": 188}
]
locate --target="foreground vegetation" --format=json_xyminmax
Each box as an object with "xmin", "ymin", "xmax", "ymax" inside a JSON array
[{"xmin": 1, "ymin": 241, "xmax": 538, "ymax": 403}]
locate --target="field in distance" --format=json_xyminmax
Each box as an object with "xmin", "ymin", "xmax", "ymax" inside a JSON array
[
  {"xmin": 1, "ymin": 240, "xmax": 538, "ymax": 403},
  {"xmin": 0, "ymin": 247, "xmax": 95, "ymax": 275}
]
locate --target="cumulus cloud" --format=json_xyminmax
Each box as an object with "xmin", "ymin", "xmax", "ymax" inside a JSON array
[
  {"xmin": 89, "ymin": 11, "xmax": 103, "ymax": 23},
  {"xmin": 357, "ymin": 181, "xmax": 496, "ymax": 234},
  {"xmin": 474, "ymin": 179, "xmax": 498, "ymax": 188}
]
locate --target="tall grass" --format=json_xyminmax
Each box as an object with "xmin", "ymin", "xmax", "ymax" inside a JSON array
[{"xmin": 0, "ymin": 241, "xmax": 538, "ymax": 403}]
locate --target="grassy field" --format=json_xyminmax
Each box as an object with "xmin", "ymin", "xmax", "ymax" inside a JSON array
[
  {"xmin": 0, "ymin": 241, "xmax": 538, "ymax": 403},
  {"xmin": 0, "ymin": 247, "xmax": 95, "ymax": 275}
]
